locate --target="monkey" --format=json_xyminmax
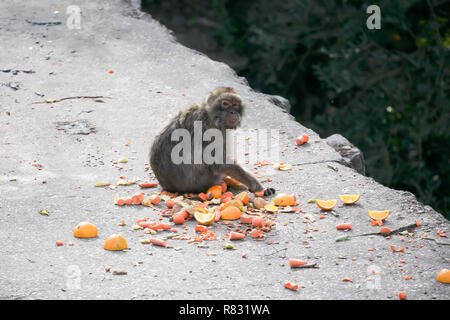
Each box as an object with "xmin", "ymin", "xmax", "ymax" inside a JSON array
[{"xmin": 150, "ymin": 87, "xmax": 275, "ymax": 196}]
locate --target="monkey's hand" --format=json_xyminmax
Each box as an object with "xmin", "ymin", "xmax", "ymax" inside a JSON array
[
  {"xmin": 263, "ymin": 188, "xmax": 276, "ymax": 196},
  {"xmin": 254, "ymin": 188, "xmax": 276, "ymax": 196}
]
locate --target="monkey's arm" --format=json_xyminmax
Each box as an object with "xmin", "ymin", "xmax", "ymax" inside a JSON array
[{"xmin": 220, "ymin": 164, "xmax": 275, "ymax": 196}]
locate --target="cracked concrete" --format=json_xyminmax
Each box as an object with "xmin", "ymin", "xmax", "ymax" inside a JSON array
[{"xmin": 0, "ymin": 0, "xmax": 448, "ymax": 300}]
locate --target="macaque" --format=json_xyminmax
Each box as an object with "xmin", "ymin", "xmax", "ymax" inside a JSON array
[{"xmin": 150, "ymin": 87, "xmax": 275, "ymax": 196}]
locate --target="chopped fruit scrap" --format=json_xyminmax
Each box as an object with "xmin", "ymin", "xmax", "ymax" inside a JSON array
[
  {"xmin": 284, "ymin": 282, "xmax": 298, "ymax": 291},
  {"xmin": 336, "ymin": 223, "xmax": 352, "ymax": 230},
  {"xmin": 229, "ymin": 231, "xmax": 245, "ymax": 240}
]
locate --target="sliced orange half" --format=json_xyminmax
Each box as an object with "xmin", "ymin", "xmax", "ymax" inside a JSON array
[
  {"xmin": 222, "ymin": 199, "xmax": 244, "ymax": 212},
  {"xmin": 368, "ymin": 210, "xmax": 390, "ymax": 221},
  {"xmin": 207, "ymin": 185, "xmax": 222, "ymax": 199},
  {"xmin": 437, "ymin": 269, "xmax": 450, "ymax": 284},
  {"xmin": 315, "ymin": 199, "xmax": 337, "ymax": 211},
  {"xmin": 73, "ymin": 221, "xmax": 98, "ymax": 238},
  {"xmin": 220, "ymin": 206, "xmax": 242, "ymax": 220},
  {"xmin": 103, "ymin": 234, "xmax": 127, "ymax": 251},
  {"xmin": 194, "ymin": 211, "xmax": 215, "ymax": 225},
  {"xmin": 273, "ymin": 193, "xmax": 296, "ymax": 206},
  {"xmin": 339, "ymin": 194, "xmax": 360, "ymax": 205}
]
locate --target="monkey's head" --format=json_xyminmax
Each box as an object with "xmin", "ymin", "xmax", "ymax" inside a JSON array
[{"xmin": 206, "ymin": 87, "xmax": 244, "ymax": 130}]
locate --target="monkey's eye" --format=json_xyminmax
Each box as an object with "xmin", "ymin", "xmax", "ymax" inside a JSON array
[{"xmin": 221, "ymin": 100, "xmax": 231, "ymax": 108}]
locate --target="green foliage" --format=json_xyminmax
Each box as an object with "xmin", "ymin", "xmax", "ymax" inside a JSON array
[{"xmin": 211, "ymin": 0, "xmax": 450, "ymax": 217}]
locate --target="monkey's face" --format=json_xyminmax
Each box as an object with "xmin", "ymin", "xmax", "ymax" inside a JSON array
[{"xmin": 211, "ymin": 97, "xmax": 243, "ymax": 129}]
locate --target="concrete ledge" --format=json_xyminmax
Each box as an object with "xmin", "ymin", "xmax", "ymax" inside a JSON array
[{"xmin": 0, "ymin": 0, "xmax": 448, "ymax": 300}]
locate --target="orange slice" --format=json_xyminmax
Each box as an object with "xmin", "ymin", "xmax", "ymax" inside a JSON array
[
  {"xmin": 437, "ymin": 269, "xmax": 450, "ymax": 284},
  {"xmin": 273, "ymin": 193, "xmax": 296, "ymax": 206},
  {"xmin": 368, "ymin": 210, "xmax": 389, "ymax": 221},
  {"xmin": 264, "ymin": 204, "xmax": 278, "ymax": 213},
  {"xmin": 339, "ymin": 194, "xmax": 360, "ymax": 204},
  {"xmin": 73, "ymin": 221, "xmax": 98, "ymax": 238},
  {"xmin": 103, "ymin": 234, "xmax": 127, "ymax": 251},
  {"xmin": 315, "ymin": 199, "xmax": 337, "ymax": 211},
  {"xmin": 220, "ymin": 206, "xmax": 242, "ymax": 220},
  {"xmin": 194, "ymin": 211, "xmax": 215, "ymax": 225}
]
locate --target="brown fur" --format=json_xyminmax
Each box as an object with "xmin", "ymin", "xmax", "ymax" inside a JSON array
[{"xmin": 149, "ymin": 87, "xmax": 275, "ymax": 195}]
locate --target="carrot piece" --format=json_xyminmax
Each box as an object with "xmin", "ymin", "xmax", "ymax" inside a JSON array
[
  {"xmin": 336, "ymin": 223, "xmax": 352, "ymax": 230},
  {"xmin": 132, "ymin": 192, "xmax": 144, "ymax": 205},
  {"xmin": 150, "ymin": 238, "xmax": 167, "ymax": 247},
  {"xmin": 56, "ymin": 241, "xmax": 64, "ymax": 246},
  {"xmin": 220, "ymin": 192, "xmax": 233, "ymax": 203},
  {"xmin": 252, "ymin": 216, "xmax": 265, "ymax": 227},
  {"xmin": 195, "ymin": 225, "xmax": 208, "ymax": 233},
  {"xmin": 289, "ymin": 259, "xmax": 308, "ymax": 268},
  {"xmin": 151, "ymin": 223, "xmax": 171, "ymax": 231},
  {"xmin": 295, "ymin": 134, "xmax": 309, "ymax": 146},
  {"xmin": 390, "ymin": 245, "xmax": 405, "ymax": 252},
  {"xmin": 240, "ymin": 214, "xmax": 253, "ymax": 224},
  {"xmin": 398, "ymin": 291, "xmax": 407, "ymax": 300},
  {"xmin": 198, "ymin": 192, "xmax": 208, "ymax": 201},
  {"xmin": 117, "ymin": 198, "xmax": 125, "ymax": 206},
  {"xmin": 254, "ymin": 190, "xmax": 264, "ymax": 197},
  {"xmin": 380, "ymin": 227, "xmax": 391, "ymax": 235},
  {"xmin": 284, "ymin": 282, "xmax": 298, "ymax": 291},
  {"xmin": 139, "ymin": 183, "xmax": 158, "ymax": 188},
  {"xmin": 149, "ymin": 195, "xmax": 161, "ymax": 205},
  {"xmin": 342, "ymin": 278, "xmax": 352, "ymax": 282},
  {"xmin": 415, "ymin": 221, "xmax": 421, "ymax": 227},
  {"xmin": 172, "ymin": 213, "xmax": 185, "ymax": 225},
  {"xmin": 213, "ymin": 207, "xmax": 222, "ymax": 221},
  {"xmin": 250, "ymin": 229, "xmax": 261, "ymax": 238},
  {"xmin": 139, "ymin": 221, "xmax": 157, "ymax": 229},
  {"xmin": 371, "ymin": 219, "xmax": 383, "ymax": 226},
  {"xmin": 165, "ymin": 199, "xmax": 175, "ymax": 209},
  {"xmin": 229, "ymin": 231, "xmax": 245, "ymax": 240},
  {"xmin": 136, "ymin": 217, "xmax": 147, "ymax": 224}
]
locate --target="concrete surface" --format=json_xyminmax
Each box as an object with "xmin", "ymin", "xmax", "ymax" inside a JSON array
[{"xmin": 0, "ymin": 0, "xmax": 448, "ymax": 300}]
